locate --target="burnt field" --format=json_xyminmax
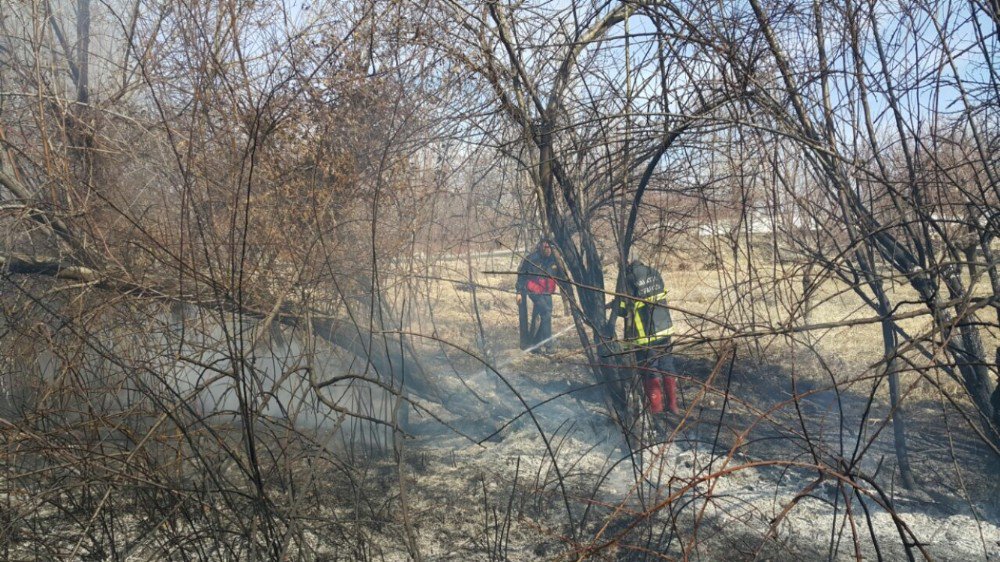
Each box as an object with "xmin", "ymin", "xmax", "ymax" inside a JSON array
[
  {"xmin": 0, "ymin": 250, "xmax": 998, "ymax": 561},
  {"xmin": 2, "ymin": 0, "xmax": 998, "ymax": 558}
]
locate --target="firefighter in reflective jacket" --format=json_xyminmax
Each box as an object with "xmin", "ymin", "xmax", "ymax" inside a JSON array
[{"xmin": 616, "ymin": 258, "xmax": 679, "ymax": 415}]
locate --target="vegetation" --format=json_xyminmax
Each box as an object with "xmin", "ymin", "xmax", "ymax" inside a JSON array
[{"xmin": 0, "ymin": 0, "xmax": 996, "ymax": 559}]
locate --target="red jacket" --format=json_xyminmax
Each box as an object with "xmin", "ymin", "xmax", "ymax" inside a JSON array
[
  {"xmin": 516, "ymin": 249, "xmax": 561, "ymax": 295},
  {"xmin": 526, "ymin": 277, "xmax": 557, "ymax": 294}
]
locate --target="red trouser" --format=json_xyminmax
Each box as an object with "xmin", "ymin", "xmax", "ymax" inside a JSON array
[
  {"xmin": 643, "ymin": 376, "xmax": 678, "ymax": 415},
  {"xmin": 638, "ymin": 345, "xmax": 678, "ymax": 415}
]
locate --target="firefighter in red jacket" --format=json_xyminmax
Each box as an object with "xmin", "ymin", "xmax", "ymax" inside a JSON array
[
  {"xmin": 515, "ymin": 239, "xmax": 561, "ymax": 353},
  {"xmin": 616, "ymin": 256, "xmax": 679, "ymax": 416}
]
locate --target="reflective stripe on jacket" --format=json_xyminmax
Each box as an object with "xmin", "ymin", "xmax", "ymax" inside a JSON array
[{"xmin": 619, "ymin": 291, "xmax": 674, "ymax": 346}]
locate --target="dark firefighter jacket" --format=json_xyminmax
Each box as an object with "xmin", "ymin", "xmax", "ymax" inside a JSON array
[
  {"xmin": 516, "ymin": 249, "xmax": 561, "ymax": 295},
  {"xmin": 616, "ymin": 261, "xmax": 674, "ymax": 346}
]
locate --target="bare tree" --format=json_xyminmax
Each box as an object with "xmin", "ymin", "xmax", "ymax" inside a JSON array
[
  {"xmin": 427, "ymin": 0, "xmax": 747, "ymax": 426},
  {"xmin": 733, "ymin": 0, "xmax": 999, "ymax": 450},
  {"xmin": 0, "ymin": 0, "xmax": 452, "ymax": 557}
]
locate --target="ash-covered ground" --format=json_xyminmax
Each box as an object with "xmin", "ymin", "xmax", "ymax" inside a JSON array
[{"xmin": 358, "ymin": 324, "xmax": 1000, "ymax": 561}]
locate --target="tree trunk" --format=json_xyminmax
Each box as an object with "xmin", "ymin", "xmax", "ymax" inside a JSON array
[
  {"xmin": 879, "ymin": 310, "xmax": 915, "ymax": 489},
  {"xmin": 910, "ymin": 270, "xmax": 997, "ymax": 444}
]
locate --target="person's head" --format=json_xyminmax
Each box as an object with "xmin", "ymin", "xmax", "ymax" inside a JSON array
[{"xmin": 538, "ymin": 238, "xmax": 553, "ymax": 257}]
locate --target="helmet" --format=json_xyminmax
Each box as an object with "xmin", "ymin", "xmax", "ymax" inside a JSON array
[{"xmin": 627, "ymin": 247, "xmax": 642, "ymax": 268}]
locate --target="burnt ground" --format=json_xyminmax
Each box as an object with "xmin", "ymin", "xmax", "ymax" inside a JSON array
[
  {"xmin": 387, "ymin": 337, "xmax": 1000, "ymax": 561},
  {"xmin": 670, "ymin": 353, "xmax": 1000, "ymax": 509}
]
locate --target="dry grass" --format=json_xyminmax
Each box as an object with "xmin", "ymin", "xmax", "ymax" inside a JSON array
[
  {"xmin": 376, "ymin": 250, "xmax": 1000, "ymax": 562},
  {"xmin": 396, "ymin": 250, "xmax": 997, "ymax": 408}
]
